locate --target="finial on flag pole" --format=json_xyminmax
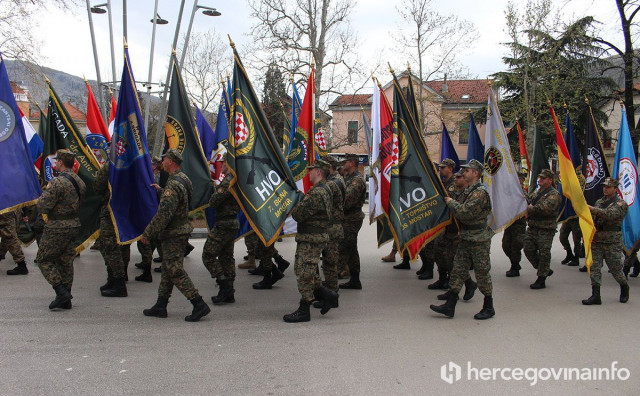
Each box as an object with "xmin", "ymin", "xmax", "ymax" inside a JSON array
[{"xmin": 228, "ymin": 35, "xmax": 236, "ymax": 48}]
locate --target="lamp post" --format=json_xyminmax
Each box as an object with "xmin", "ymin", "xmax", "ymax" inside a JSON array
[
  {"xmin": 180, "ymin": 3, "xmax": 221, "ymax": 69},
  {"xmin": 143, "ymin": 0, "xmax": 169, "ymax": 133},
  {"xmin": 86, "ymin": 0, "xmax": 106, "ymax": 120},
  {"xmin": 90, "ymin": 2, "xmax": 117, "ymax": 96}
]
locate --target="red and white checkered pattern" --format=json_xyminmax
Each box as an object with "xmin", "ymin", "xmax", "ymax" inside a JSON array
[
  {"xmin": 391, "ymin": 134, "xmax": 399, "ymax": 165},
  {"xmin": 235, "ymin": 113, "xmax": 248, "ymax": 145},
  {"xmin": 115, "ymin": 138, "xmax": 126, "ymax": 156},
  {"xmin": 315, "ymin": 128, "xmax": 327, "ymax": 150}
]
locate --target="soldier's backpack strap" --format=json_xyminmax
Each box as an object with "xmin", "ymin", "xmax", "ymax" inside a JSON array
[
  {"xmin": 59, "ymin": 172, "xmax": 83, "ymax": 204},
  {"xmin": 530, "ymin": 187, "xmax": 553, "ymax": 206},
  {"xmin": 171, "ymin": 174, "xmax": 192, "ymax": 209}
]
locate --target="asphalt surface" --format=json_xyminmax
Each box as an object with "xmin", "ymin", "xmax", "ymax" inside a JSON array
[{"xmin": 1, "ymin": 216, "xmax": 639, "ymax": 395}]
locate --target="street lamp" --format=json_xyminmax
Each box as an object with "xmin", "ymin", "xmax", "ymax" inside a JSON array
[
  {"xmin": 180, "ymin": 3, "xmax": 222, "ymax": 69},
  {"xmin": 150, "ymin": 13, "xmax": 169, "ymax": 25},
  {"xmin": 86, "ymin": 0, "xmax": 107, "ymax": 119},
  {"xmin": 89, "ymin": 1, "xmax": 117, "ymax": 106},
  {"xmin": 144, "ymin": 1, "xmax": 170, "ymax": 133}
]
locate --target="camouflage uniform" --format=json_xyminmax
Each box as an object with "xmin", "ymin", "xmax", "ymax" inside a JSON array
[
  {"xmin": 434, "ymin": 176, "xmax": 457, "ymax": 272},
  {"xmin": 559, "ymin": 217, "xmax": 582, "ymax": 256},
  {"xmin": 502, "ymin": 216, "xmax": 527, "ymax": 267},
  {"xmin": 339, "ymin": 168, "xmax": 366, "ymax": 275},
  {"xmin": 142, "ymin": 171, "xmax": 200, "ymax": 301},
  {"xmin": 590, "ymin": 195, "xmax": 628, "ymax": 287},
  {"xmin": 291, "ymin": 179, "xmax": 332, "ymax": 302},
  {"xmin": 523, "ymin": 186, "xmax": 561, "ymax": 277},
  {"xmin": 321, "ymin": 170, "xmax": 345, "ymax": 292},
  {"xmin": 94, "ymin": 162, "xmax": 126, "ymax": 279},
  {"xmin": 36, "ymin": 168, "xmax": 86, "ymax": 291},
  {"xmin": 447, "ymin": 180, "xmax": 493, "ymax": 296},
  {"xmin": 202, "ymin": 173, "xmax": 240, "ymax": 283},
  {"xmin": 0, "ymin": 210, "xmax": 25, "ymax": 263}
]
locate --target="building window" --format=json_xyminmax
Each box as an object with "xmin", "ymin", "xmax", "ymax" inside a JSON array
[
  {"xmin": 457, "ymin": 121, "xmax": 470, "ymax": 144},
  {"xmin": 347, "ymin": 120, "xmax": 358, "ymax": 144}
]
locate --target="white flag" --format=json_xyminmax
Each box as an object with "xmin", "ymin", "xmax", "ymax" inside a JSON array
[
  {"xmin": 369, "ymin": 81, "xmax": 383, "ymax": 223},
  {"xmin": 484, "ymin": 88, "xmax": 528, "ymax": 231}
]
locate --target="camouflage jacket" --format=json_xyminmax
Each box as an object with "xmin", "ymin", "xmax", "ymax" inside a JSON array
[
  {"xmin": 343, "ymin": 169, "xmax": 366, "ymax": 221},
  {"xmin": 209, "ymin": 173, "xmax": 239, "ymax": 229},
  {"xmin": 291, "ymin": 179, "xmax": 331, "ymax": 243},
  {"xmin": 326, "ymin": 171, "xmax": 345, "ymax": 239},
  {"xmin": 592, "ymin": 195, "xmax": 628, "ymax": 244},
  {"xmin": 447, "ymin": 180, "xmax": 493, "ymax": 242},
  {"xmin": 527, "ymin": 186, "xmax": 561, "ymax": 230},
  {"xmin": 94, "ymin": 162, "xmax": 111, "ymax": 219},
  {"xmin": 443, "ymin": 177, "xmax": 459, "ymax": 235},
  {"xmin": 37, "ymin": 169, "xmax": 86, "ymax": 228},
  {"xmin": 142, "ymin": 170, "xmax": 194, "ymax": 240},
  {"xmin": 0, "ymin": 210, "xmax": 18, "ymax": 227}
]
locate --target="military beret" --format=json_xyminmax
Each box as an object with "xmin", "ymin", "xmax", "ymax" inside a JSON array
[
  {"xmin": 460, "ymin": 159, "xmax": 484, "ymax": 173},
  {"xmin": 55, "ymin": 149, "xmax": 75, "ymax": 162},
  {"xmin": 538, "ymin": 169, "xmax": 554, "ymax": 179},
  {"xmin": 308, "ymin": 159, "xmax": 330, "ymax": 172},
  {"xmin": 343, "ymin": 153, "xmax": 359, "ymax": 164},
  {"xmin": 439, "ymin": 158, "xmax": 456, "ymax": 168},
  {"xmin": 162, "ymin": 148, "xmax": 183, "ymax": 165},
  {"xmin": 602, "ymin": 177, "xmax": 619, "ymax": 187}
]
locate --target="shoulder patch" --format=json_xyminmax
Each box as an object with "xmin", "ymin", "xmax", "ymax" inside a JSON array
[
  {"xmin": 164, "ymin": 190, "xmax": 172, "ymax": 197},
  {"xmin": 617, "ymin": 201, "xmax": 625, "ymax": 207},
  {"xmin": 472, "ymin": 191, "xmax": 480, "ymax": 198}
]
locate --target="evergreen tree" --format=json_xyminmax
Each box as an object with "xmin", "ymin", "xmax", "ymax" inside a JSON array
[{"xmin": 262, "ymin": 63, "xmax": 289, "ymax": 149}]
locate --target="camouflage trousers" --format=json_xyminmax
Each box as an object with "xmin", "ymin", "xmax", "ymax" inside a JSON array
[
  {"xmin": 98, "ymin": 215, "xmax": 125, "ymax": 278},
  {"xmin": 0, "ymin": 212, "xmax": 24, "ymax": 263},
  {"xmin": 294, "ymin": 240, "xmax": 326, "ymax": 302},
  {"xmin": 559, "ymin": 218, "xmax": 582, "ymax": 253},
  {"xmin": 419, "ymin": 242, "xmax": 435, "ymax": 266},
  {"xmin": 590, "ymin": 242, "xmax": 627, "ymax": 287},
  {"xmin": 157, "ymin": 235, "xmax": 199, "ymax": 301},
  {"xmin": 321, "ymin": 225, "xmax": 343, "ymax": 292},
  {"xmin": 449, "ymin": 239, "xmax": 492, "ymax": 296},
  {"xmin": 137, "ymin": 238, "xmax": 161, "ymax": 266},
  {"xmin": 245, "ymin": 232, "xmax": 260, "ymax": 256},
  {"xmin": 37, "ymin": 226, "xmax": 79, "ymax": 290},
  {"xmin": 523, "ymin": 227, "xmax": 556, "ymax": 277},
  {"xmin": 432, "ymin": 234, "xmax": 448, "ymax": 271},
  {"xmin": 439, "ymin": 233, "xmax": 459, "ymax": 272},
  {"xmin": 502, "ymin": 220, "xmax": 526, "ymax": 265},
  {"xmin": 202, "ymin": 222, "xmax": 238, "ymax": 283},
  {"xmin": 340, "ymin": 217, "xmax": 364, "ymax": 273},
  {"xmin": 256, "ymin": 236, "xmax": 277, "ymax": 273}
]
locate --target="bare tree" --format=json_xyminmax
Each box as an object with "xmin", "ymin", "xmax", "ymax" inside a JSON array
[{"xmin": 394, "ymin": 0, "xmax": 477, "ymax": 131}]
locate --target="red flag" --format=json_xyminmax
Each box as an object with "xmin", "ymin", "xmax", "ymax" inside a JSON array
[
  {"xmin": 108, "ymin": 93, "xmax": 117, "ymax": 138},
  {"xmin": 379, "ymin": 90, "xmax": 394, "ymax": 213},
  {"xmin": 85, "ymin": 82, "xmax": 110, "ymax": 142},
  {"xmin": 516, "ymin": 121, "xmax": 530, "ymax": 171},
  {"xmin": 297, "ymin": 68, "xmax": 315, "ymax": 192}
]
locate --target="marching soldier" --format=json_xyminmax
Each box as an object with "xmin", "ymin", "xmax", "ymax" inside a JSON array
[
  {"xmin": 582, "ymin": 177, "xmax": 630, "ymax": 305},
  {"xmin": 36, "ymin": 149, "xmax": 86, "ymax": 310},
  {"xmin": 503, "ymin": 172, "xmax": 528, "ymax": 277},
  {"xmin": 338, "ymin": 153, "xmax": 366, "ymax": 290},
  {"xmin": 558, "ymin": 168, "xmax": 586, "ymax": 267},
  {"xmin": 284, "ymin": 160, "xmax": 338, "ymax": 323},
  {"xmin": 430, "ymin": 160, "xmax": 494, "ymax": 320},
  {"xmin": 141, "ymin": 149, "xmax": 210, "ymax": 322},
  {"xmin": 0, "ymin": 209, "xmax": 28, "ymax": 275},
  {"xmin": 135, "ymin": 156, "xmax": 163, "ymax": 282},
  {"xmin": 524, "ymin": 169, "xmax": 562, "ymax": 289},
  {"xmin": 318, "ymin": 155, "xmax": 345, "ymax": 294}
]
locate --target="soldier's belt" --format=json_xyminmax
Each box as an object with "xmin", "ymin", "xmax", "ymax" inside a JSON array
[
  {"xmin": 297, "ymin": 224, "xmax": 329, "ymax": 234},
  {"xmin": 459, "ymin": 223, "xmax": 487, "ymax": 230},
  {"xmin": 344, "ymin": 208, "xmax": 363, "ymax": 215},
  {"xmin": 596, "ymin": 226, "xmax": 621, "ymax": 231},
  {"xmin": 48, "ymin": 213, "xmax": 79, "ymax": 221}
]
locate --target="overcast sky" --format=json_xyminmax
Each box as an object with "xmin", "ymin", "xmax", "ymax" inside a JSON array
[{"xmin": 25, "ymin": 0, "xmax": 622, "ymax": 96}]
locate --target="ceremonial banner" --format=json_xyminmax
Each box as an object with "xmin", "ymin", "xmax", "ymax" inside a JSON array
[
  {"xmin": 613, "ymin": 107, "xmax": 640, "ymax": 253},
  {"xmin": 557, "ymin": 113, "xmax": 582, "ymax": 222},
  {"xmin": 19, "ymin": 108, "xmax": 43, "ymax": 164},
  {"xmin": 85, "ymin": 81, "xmax": 110, "ymax": 165},
  {"xmin": 42, "ymin": 82, "xmax": 101, "ymax": 251},
  {"xmin": 528, "ymin": 124, "xmax": 548, "ymax": 192},
  {"xmin": 283, "ymin": 82, "xmax": 302, "ymax": 160},
  {"xmin": 314, "ymin": 116, "xmax": 328, "ymax": 157},
  {"xmin": 375, "ymin": 80, "xmax": 395, "ymax": 246},
  {"xmin": 165, "ymin": 54, "xmax": 213, "ymax": 212},
  {"xmin": 440, "ymin": 122, "xmax": 460, "ymax": 170},
  {"xmin": 516, "ymin": 120, "xmax": 530, "ymax": 172},
  {"xmin": 228, "ymin": 43, "xmax": 303, "ymax": 245},
  {"xmin": 108, "ymin": 47, "xmax": 158, "ymax": 243},
  {"xmin": 549, "ymin": 103, "xmax": 595, "ymax": 269},
  {"xmin": 466, "ymin": 113, "xmax": 484, "ymax": 163},
  {"xmin": 108, "ymin": 93, "xmax": 116, "ymax": 137},
  {"xmin": 197, "ymin": 107, "xmax": 215, "ymax": 162},
  {"xmin": 484, "ymin": 89, "xmax": 528, "ymax": 231},
  {"xmin": 0, "ymin": 52, "xmax": 41, "ymax": 214},
  {"xmin": 288, "ymin": 68, "xmax": 315, "ymax": 193},
  {"xmin": 583, "ymin": 106, "xmax": 609, "ymax": 205},
  {"xmin": 369, "ymin": 81, "xmax": 382, "ymax": 223},
  {"xmin": 388, "ymin": 73, "xmax": 450, "ymax": 259}
]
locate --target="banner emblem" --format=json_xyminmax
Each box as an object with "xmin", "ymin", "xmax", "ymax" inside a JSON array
[
  {"xmin": 166, "ymin": 116, "xmax": 186, "ymax": 153},
  {"xmin": 618, "ymin": 157, "xmax": 638, "ymax": 206},
  {"xmin": 484, "ymin": 146, "xmax": 503, "ymax": 176},
  {"xmin": 585, "ymin": 147, "xmax": 605, "ymax": 189},
  {"xmin": 0, "ymin": 100, "xmax": 16, "ymax": 142}
]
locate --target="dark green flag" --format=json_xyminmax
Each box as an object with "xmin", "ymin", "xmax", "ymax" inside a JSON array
[
  {"xmin": 528, "ymin": 124, "xmax": 548, "ymax": 192},
  {"xmin": 228, "ymin": 43, "xmax": 303, "ymax": 246},
  {"xmin": 165, "ymin": 54, "xmax": 213, "ymax": 212},
  {"xmin": 41, "ymin": 82, "xmax": 102, "ymax": 252},
  {"xmin": 388, "ymin": 73, "xmax": 451, "ymax": 260}
]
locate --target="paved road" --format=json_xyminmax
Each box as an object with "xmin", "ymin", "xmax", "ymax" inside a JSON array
[{"xmin": 1, "ymin": 218, "xmax": 638, "ymax": 395}]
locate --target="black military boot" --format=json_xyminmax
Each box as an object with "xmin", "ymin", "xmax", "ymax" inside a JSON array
[
  {"xmin": 6, "ymin": 260, "xmax": 28, "ymax": 275},
  {"xmin": 312, "ymin": 286, "xmax": 339, "ymax": 315},
  {"xmin": 561, "ymin": 250, "xmax": 575, "ymax": 265},
  {"xmin": 418, "ymin": 261, "xmax": 434, "ymax": 280},
  {"xmin": 505, "ymin": 260, "xmax": 521, "ymax": 277},
  {"xmin": 101, "ymin": 278, "xmax": 128, "ymax": 297},
  {"xmin": 212, "ymin": 279, "xmax": 235, "ymax": 304},
  {"xmin": 185, "ymin": 296, "xmax": 211, "ymax": 322},
  {"xmin": 567, "ymin": 257, "xmax": 579, "ymax": 266},
  {"xmin": 274, "ymin": 254, "xmax": 290, "ymax": 272},
  {"xmin": 579, "ymin": 265, "xmax": 588, "ymax": 272},
  {"xmin": 283, "ymin": 300, "xmax": 311, "ymax": 323},
  {"xmin": 437, "ymin": 289, "xmax": 454, "ymax": 301},
  {"xmin": 135, "ymin": 266, "xmax": 153, "ymax": 283},
  {"xmin": 270, "ymin": 265, "xmax": 284, "ymax": 286},
  {"xmin": 474, "ymin": 296, "xmax": 495, "ymax": 320},
  {"xmin": 530, "ymin": 276, "xmax": 546, "ymax": 289},
  {"xmin": 100, "ymin": 268, "xmax": 114, "ymax": 292},
  {"xmin": 184, "ymin": 242, "xmax": 195, "ymax": 257},
  {"xmin": 143, "ymin": 297, "xmax": 169, "ymax": 318},
  {"xmin": 631, "ymin": 257, "xmax": 640, "ymax": 277},
  {"xmin": 393, "ymin": 254, "xmax": 411, "ymax": 270},
  {"xmin": 430, "ymin": 292, "xmax": 458, "ymax": 318},
  {"xmin": 248, "ymin": 262, "xmax": 265, "ymax": 276},
  {"xmin": 463, "ymin": 278, "xmax": 477, "ymax": 301},
  {"xmin": 427, "ymin": 271, "xmax": 449, "ymax": 290},
  {"xmin": 153, "ymin": 256, "xmax": 163, "ymax": 263},
  {"xmin": 620, "ymin": 283, "xmax": 630, "ymax": 303},
  {"xmin": 339, "ymin": 270, "xmax": 362, "ymax": 289},
  {"xmin": 582, "ymin": 285, "xmax": 601, "ymax": 305},
  {"xmin": 253, "ymin": 273, "xmax": 273, "ymax": 289},
  {"xmin": 49, "ymin": 284, "xmax": 73, "ymax": 310}
]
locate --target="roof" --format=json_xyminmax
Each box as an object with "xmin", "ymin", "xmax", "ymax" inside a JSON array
[
  {"xmin": 10, "ymin": 81, "xmax": 28, "ymax": 95},
  {"xmin": 329, "ymin": 94, "xmax": 371, "ymax": 107},
  {"xmin": 32, "ymin": 101, "xmax": 86, "ymax": 122},
  {"xmin": 424, "ymin": 79, "xmax": 491, "ymax": 104}
]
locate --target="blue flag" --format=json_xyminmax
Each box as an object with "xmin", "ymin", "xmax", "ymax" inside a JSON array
[
  {"xmin": 557, "ymin": 113, "xmax": 583, "ymax": 222},
  {"xmin": 613, "ymin": 107, "xmax": 640, "ymax": 253},
  {"xmin": 466, "ymin": 113, "xmax": 484, "ymax": 163},
  {"xmin": 197, "ymin": 107, "xmax": 215, "ymax": 162},
  {"xmin": 440, "ymin": 122, "xmax": 460, "ymax": 171},
  {"xmin": 284, "ymin": 82, "xmax": 302, "ymax": 161},
  {"xmin": 0, "ymin": 53, "xmax": 41, "ymax": 214},
  {"xmin": 108, "ymin": 47, "xmax": 159, "ymax": 243}
]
